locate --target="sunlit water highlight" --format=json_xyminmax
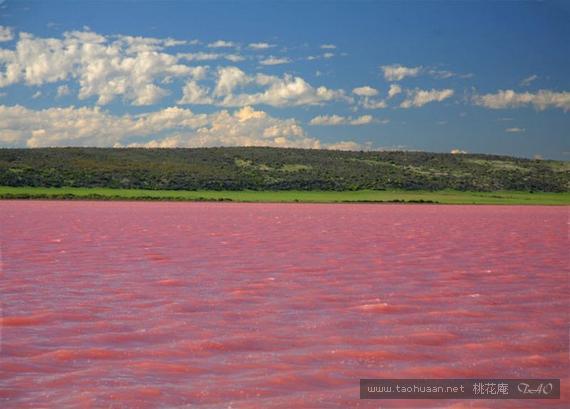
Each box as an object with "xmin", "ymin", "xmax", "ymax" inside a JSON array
[{"xmin": 0, "ymin": 201, "xmax": 568, "ymax": 408}]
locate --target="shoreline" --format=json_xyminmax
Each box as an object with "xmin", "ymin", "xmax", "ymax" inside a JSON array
[{"xmin": 1, "ymin": 186, "xmax": 568, "ymax": 205}]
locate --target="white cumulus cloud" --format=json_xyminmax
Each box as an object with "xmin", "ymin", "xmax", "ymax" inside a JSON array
[
  {"xmin": 400, "ymin": 88, "xmax": 454, "ymax": 108},
  {"xmin": 178, "ymin": 67, "xmax": 348, "ymax": 108},
  {"xmin": 225, "ymin": 54, "xmax": 245, "ymax": 62},
  {"xmin": 352, "ymin": 86, "xmax": 378, "ymax": 97},
  {"xmin": 473, "ymin": 89, "xmax": 570, "ymax": 112},
  {"xmin": 178, "ymin": 81, "xmax": 214, "ymax": 105},
  {"xmin": 207, "ymin": 40, "xmax": 235, "ymax": 48},
  {"xmin": 213, "ymin": 66, "xmax": 251, "ymax": 97},
  {"xmin": 260, "ymin": 56, "xmax": 291, "ymax": 66},
  {"xmin": 178, "ymin": 52, "xmax": 223, "ymax": 61},
  {"xmin": 224, "ymin": 73, "xmax": 347, "ymax": 107},
  {"xmin": 381, "ymin": 64, "xmax": 470, "ymax": 81},
  {"xmin": 349, "ymin": 115, "xmax": 373, "ymax": 125},
  {"xmin": 0, "ymin": 30, "xmax": 195, "ymax": 105},
  {"xmin": 387, "ymin": 84, "xmax": 402, "ymax": 99},
  {"xmin": 361, "ymin": 98, "xmax": 387, "ymax": 109},
  {"xmin": 309, "ymin": 115, "xmax": 346, "ymax": 126},
  {"xmin": 381, "ymin": 64, "xmax": 422, "ymax": 81}
]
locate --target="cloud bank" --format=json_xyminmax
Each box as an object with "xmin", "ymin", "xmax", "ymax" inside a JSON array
[{"xmin": 0, "ymin": 104, "xmax": 364, "ymax": 150}]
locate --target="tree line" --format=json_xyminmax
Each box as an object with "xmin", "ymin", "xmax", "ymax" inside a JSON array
[{"xmin": 0, "ymin": 147, "xmax": 568, "ymax": 192}]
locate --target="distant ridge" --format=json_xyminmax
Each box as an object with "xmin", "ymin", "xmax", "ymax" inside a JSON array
[{"xmin": 0, "ymin": 147, "xmax": 568, "ymax": 192}]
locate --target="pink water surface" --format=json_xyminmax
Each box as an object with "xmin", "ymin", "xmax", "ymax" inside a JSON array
[{"xmin": 0, "ymin": 201, "xmax": 568, "ymax": 408}]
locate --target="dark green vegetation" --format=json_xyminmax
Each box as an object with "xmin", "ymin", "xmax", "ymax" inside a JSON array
[
  {"xmin": 1, "ymin": 186, "xmax": 569, "ymax": 205},
  {"xmin": 1, "ymin": 147, "xmax": 568, "ymax": 193}
]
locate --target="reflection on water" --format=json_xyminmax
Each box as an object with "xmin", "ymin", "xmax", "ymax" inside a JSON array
[{"xmin": 0, "ymin": 201, "xmax": 568, "ymax": 408}]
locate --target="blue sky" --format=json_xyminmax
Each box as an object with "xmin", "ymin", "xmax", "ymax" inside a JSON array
[{"xmin": 0, "ymin": 0, "xmax": 569, "ymax": 159}]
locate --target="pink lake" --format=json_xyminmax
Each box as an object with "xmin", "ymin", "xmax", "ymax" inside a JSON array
[{"xmin": 0, "ymin": 201, "xmax": 568, "ymax": 408}]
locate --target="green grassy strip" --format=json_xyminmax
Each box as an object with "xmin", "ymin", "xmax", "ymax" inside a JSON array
[{"xmin": 0, "ymin": 186, "xmax": 568, "ymax": 204}]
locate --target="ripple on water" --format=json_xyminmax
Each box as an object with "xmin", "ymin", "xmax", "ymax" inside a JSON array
[{"xmin": 0, "ymin": 202, "xmax": 567, "ymax": 408}]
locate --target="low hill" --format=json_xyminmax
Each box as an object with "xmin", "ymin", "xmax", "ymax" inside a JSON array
[{"xmin": 0, "ymin": 147, "xmax": 568, "ymax": 192}]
